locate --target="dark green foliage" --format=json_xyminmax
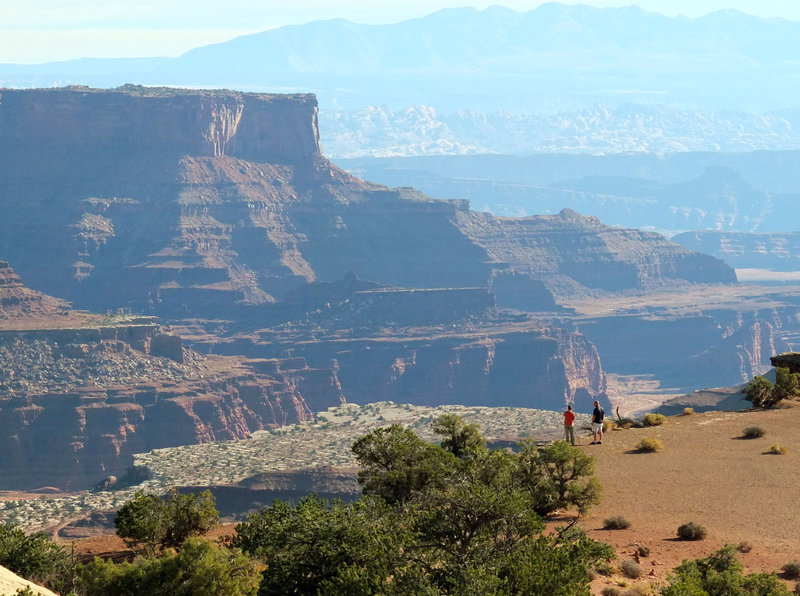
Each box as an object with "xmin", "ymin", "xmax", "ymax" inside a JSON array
[
  {"xmin": 516, "ymin": 439, "xmax": 602, "ymax": 515},
  {"xmin": 744, "ymin": 375, "xmax": 774, "ymax": 407},
  {"xmin": 114, "ymin": 488, "xmax": 219, "ymax": 554},
  {"xmin": 497, "ymin": 528, "xmax": 614, "ymax": 596},
  {"xmin": 662, "ymin": 544, "xmax": 790, "ymax": 595},
  {"xmin": 351, "ymin": 424, "xmax": 455, "ymax": 504},
  {"xmin": 235, "ymin": 415, "xmax": 611, "ymax": 595},
  {"xmin": 231, "ymin": 495, "xmax": 401, "ymax": 596},
  {"xmin": 0, "ymin": 523, "xmax": 71, "ymax": 593},
  {"xmin": 77, "ymin": 538, "xmax": 259, "ymax": 596},
  {"xmin": 741, "ymin": 426, "xmax": 765, "ymax": 439},
  {"xmin": 773, "ymin": 367, "xmax": 800, "ymax": 402},
  {"xmin": 603, "ymin": 516, "xmax": 631, "ymax": 530},
  {"xmin": 744, "ymin": 368, "xmax": 800, "ymax": 407},
  {"xmin": 637, "ymin": 545, "xmax": 651, "ymax": 557},
  {"xmin": 677, "ymin": 521, "xmax": 707, "ymax": 541},
  {"xmin": 783, "ymin": 561, "xmax": 800, "ymax": 579},
  {"xmin": 431, "ymin": 413, "xmax": 487, "ymax": 459}
]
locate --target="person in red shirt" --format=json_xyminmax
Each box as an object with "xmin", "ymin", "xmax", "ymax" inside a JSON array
[{"xmin": 563, "ymin": 404, "xmax": 576, "ymax": 445}]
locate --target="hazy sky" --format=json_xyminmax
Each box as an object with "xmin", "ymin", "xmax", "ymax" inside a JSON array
[{"xmin": 3, "ymin": 0, "xmax": 800, "ymax": 64}]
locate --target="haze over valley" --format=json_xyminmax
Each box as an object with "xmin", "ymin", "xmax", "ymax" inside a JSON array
[{"xmin": 3, "ymin": 4, "xmax": 800, "ymax": 592}]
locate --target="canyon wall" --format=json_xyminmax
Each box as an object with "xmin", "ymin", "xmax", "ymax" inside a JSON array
[
  {"xmin": 0, "ymin": 318, "xmax": 344, "ymax": 489},
  {"xmin": 186, "ymin": 322, "xmax": 607, "ymax": 412},
  {"xmin": 0, "ymin": 87, "xmax": 735, "ymax": 317}
]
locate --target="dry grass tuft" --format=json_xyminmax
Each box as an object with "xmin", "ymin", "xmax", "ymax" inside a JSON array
[
  {"xmin": 635, "ymin": 437, "xmax": 663, "ymax": 452},
  {"xmin": 643, "ymin": 413, "xmax": 667, "ymax": 426},
  {"xmin": 767, "ymin": 443, "xmax": 788, "ymax": 455}
]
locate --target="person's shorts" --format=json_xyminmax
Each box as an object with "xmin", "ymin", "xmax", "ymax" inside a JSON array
[{"xmin": 591, "ymin": 422, "xmax": 603, "ymax": 433}]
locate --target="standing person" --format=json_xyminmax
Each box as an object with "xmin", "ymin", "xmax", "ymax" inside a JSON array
[
  {"xmin": 563, "ymin": 404, "xmax": 576, "ymax": 445},
  {"xmin": 591, "ymin": 400, "xmax": 605, "ymax": 445}
]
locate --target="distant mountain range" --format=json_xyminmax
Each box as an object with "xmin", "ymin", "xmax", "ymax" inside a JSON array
[{"xmin": 3, "ymin": 3, "xmax": 800, "ymax": 114}]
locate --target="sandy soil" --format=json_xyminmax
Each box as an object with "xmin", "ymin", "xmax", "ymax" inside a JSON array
[{"xmin": 582, "ymin": 402, "xmax": 800, "ymax": 593}]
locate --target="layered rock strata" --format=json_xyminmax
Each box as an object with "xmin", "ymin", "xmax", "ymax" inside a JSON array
[
  {"xmin": 0, "ymin": 278, "xmax": 344, "ymax": 490},
  {"xmin": 0, "ymin": 86, "xmax": 735, "ymax": 317}
]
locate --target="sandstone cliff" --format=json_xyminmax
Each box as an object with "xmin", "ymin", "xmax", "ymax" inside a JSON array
[
  {"xmin": 0, "ymin": 263, "xmax": 345, "ymax": 489},
  {"xmin": 0, "ymin": 86, "xmax": 735, "ymax": 318},
  {"xmin": 0, "ymin": 328, "xmax": 344, "ymax": 489}
]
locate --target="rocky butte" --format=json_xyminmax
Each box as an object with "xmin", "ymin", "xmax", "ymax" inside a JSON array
[{"xmin": 1, "ymin": 85, "xmax": 795, "ymax": 488}]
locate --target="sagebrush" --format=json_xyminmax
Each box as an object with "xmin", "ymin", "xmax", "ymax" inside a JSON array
[
  {"xmin": 677, "ymin": 521, "xmax": 707, "ymax": 541},
  {"xmin": 603, "ymin": 516, "xmax": 631, "ymax": 530},
  {"xmin": 742, "ymin": 426, "xmax": 765, "ymax": 439}
]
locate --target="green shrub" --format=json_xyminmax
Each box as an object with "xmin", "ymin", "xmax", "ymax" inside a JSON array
[
  {"xmin": 643, "ymin": 413, "xmax": 666, "ymax": 426},
  {"xmin": 682, "ymin": 407, "xmax": 694, "ymax": 415},
  {"xmin": 636, "ymin": 545, "xmax": 650, "ymax": 558},
  {"xmin": 601, "ymin": 588, "xmax": 622, "ymax": 596},
  {"xmin": 621, "ymin": 558, "xmax": 642, "ymax": 579},
  {"xmin": 603, "ymin": 516, "xmax": 631, "ymax": 530},
  {"xmin": 114, "ymin": 488, "xmax": 219, "ymax": 554},
  {"xmin": 0, "ymin": 524, "xmax": 70, "ymax": 593},
  {"xmin": 744, "ymin": 375, "xmax": 775, "ymax": 407},
  {"xmin": 77, "ymin": 538, "xmax": 260, "ymax": 596},
  {"xmin": 635, "ymin": 437, "xmax": 663, "ymax": 452},
  {"xmin": 768, "ymin": 443, "xmax": 788, "ymax": 455},
  {"xmin": 664, "ymin": 545, "xmax": 790, "ymax": 595},
  {"xmin": 745, "ymin": 368, "xmax": 800, "ymax": 407},
  {"xmin": 677, "ymin": 521, "xmax": 707, "ymax": 541},
  {"xmin": 783, "ymin": 561, "xmax": 800, "ymax": 579},
  {"xmin": 742, "ymin": 426, "xmax": 765, "ymax": 439}
]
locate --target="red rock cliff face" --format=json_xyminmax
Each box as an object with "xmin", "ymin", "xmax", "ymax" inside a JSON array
[
  {"xmin": 0, "ymin": 323, "xmax": 344, "ymax": 490},
  {"xmin": 190, "ymin": 324, "xmax": 607, "ymax": 412},
  {"xmin": 0, "ymin": 86, "xmax": 734, "ymax": 317},
  {"xmin": 0, "ymin": 86, "xmax": 320, "ymax": 164}
]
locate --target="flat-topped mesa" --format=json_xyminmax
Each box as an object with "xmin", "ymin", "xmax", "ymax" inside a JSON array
[
  {"xmin": 770, "ymin": 352, "xmax": 800, "ymax": 374},
  {"xmin": 0, "ymin": 85, "xmax": 321, "ymax": 164}
]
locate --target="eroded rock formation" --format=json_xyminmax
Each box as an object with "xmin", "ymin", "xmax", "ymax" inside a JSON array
[
  {"xmin": 0, "ymin": 265, "xmax": 343, "ymax": 489},
  {"xmin": 0, "ymin": 86, "xmax": 734, "ymax": 317}
]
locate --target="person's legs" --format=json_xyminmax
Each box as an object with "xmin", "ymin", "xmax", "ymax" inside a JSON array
[{"xmin": 566, "ymin": 425, "xmax": 575, "ymax": 445}]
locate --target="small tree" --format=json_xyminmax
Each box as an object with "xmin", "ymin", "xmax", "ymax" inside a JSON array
[
  {"xmin": 0, "ymin": 524, "xmax": 70, "ymax": 593},
  {"xmin": 351, "ymin": 424, "xmax": 455, "ymax": 504},
  {"xmin": 744, "ymin": 368, "xmax": 800, "ymax": 407},
  {"xmin": 431, "ymin": 413, "xmax": 486, "ymax": 459},
  {"xmin": 114, "ymin": 489, "xmax": 219, "ymax": 554},
  {"xmin": 773, "ymin": 367, "xmax": 800, "ymax": 402},
  {"xmin": 517, "ymin": 440, "xmax": 601, "ymax": 515},
  {"xmin": 743, "ymin": 375, "xmax": 774, "ymax": 407}
]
